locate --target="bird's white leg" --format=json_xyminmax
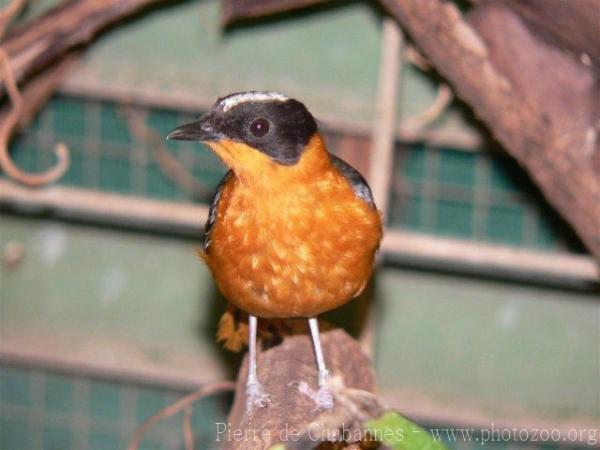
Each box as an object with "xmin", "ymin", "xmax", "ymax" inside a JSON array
[
  {"xmin": 246, "ymin": 314, "xmax": 269, "ymax": 412},
  {"xmin": 299, "ymin": 317, "xmax": 334, "ymax": 411},
  {"xmin": 309, "ymin": 317, "xmax": 330, "ymax": 386}
]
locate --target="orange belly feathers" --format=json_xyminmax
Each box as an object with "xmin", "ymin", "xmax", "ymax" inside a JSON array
[{"xmin": 201, "ymin": 134, "xmax": 382, "ymax": 318}]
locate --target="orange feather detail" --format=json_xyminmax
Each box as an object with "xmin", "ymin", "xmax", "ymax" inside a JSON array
[{"xmin": 203, "ymin": 134, "xmax": 382, "ymax": 319}]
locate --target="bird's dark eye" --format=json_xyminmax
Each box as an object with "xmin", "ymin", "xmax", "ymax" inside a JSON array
[{"xmin": 249, "ymin": 118, "xmax": 270, "ymax": 138}]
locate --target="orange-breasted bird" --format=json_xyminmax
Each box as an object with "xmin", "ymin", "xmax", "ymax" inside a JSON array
[{"xmin": 168, "ymin": 91, "xmax": 382, "ymax": 412}]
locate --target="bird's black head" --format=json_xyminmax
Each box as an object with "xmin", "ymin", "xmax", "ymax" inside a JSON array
[{"xmin": 167, "ymin": 91, "xmax": 318, "ymax": 166}]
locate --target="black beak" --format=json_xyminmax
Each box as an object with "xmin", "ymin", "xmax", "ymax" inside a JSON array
[{"xmin": 167, "ymin": 114, "xmax": 220, "ymax": 141}]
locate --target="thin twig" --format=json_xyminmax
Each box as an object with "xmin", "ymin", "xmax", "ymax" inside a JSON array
[
  {"xmin": 122, "ymin": 107, "xmax": 211, "ymax": 199},
  {"xmin": 402, "ymin": 83, "xmax": 453, "ymax": 132},
  {"xmin": 0, "ymin": 0, "xmax": 71, "ymax": 187},
  {"xmin": 183, "ymin": 406, "xmax": 194, "ymax": 450},
  {"xmin": 127, "ymin": 381, "xmax": 235, "ymax": 450},
  {"xmin": 404, "ymin": 41, "xmax": 454, "ymax": 133},
  {"xmin": 406, "ymin": 45, "xmax": 430, "ymax": 70},
  {"xmin": 0, "ymin": 0, "xmax": 25, "ymax": 38},
  {"xmin": 0, "ymin": 51, "xmax": 82, "ymax": 128},
  {"xmin": 0, "ymin": 49, "xmax": 70, "ymax": 186}
]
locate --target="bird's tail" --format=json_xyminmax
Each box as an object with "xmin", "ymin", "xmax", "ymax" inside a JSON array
[
  {"xmin": 216, "ymin": 304, "xmax": 249, "ymax": 352},
  {"xmin": 216, "ymin": 306, "xmax": 312, "ymax": 352}
]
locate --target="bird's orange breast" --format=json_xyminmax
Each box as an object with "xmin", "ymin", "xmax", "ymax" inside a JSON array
[{"xmin": 202, "ymin": 134, "xmax": 382, "ymax": 318}]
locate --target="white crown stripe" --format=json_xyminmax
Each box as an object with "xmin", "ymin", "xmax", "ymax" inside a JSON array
[{"xmin": 219, "ymin": 92, "xmax": 289, "ymax": 112}]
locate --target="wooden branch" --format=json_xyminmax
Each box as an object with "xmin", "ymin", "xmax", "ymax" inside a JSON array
[
  {"xmin": 380, "ymin": 0, "xmax": 600, "ymax": 260},
  {"xmin": 128, "ymin": 381, "xmax": 236, "ymax": 450},
  {"xmin": 1, "ymin": 0, "xmax": 166, "ymax": 91},
  {"xmin": 221, "ymin": 328, "xmax": 383, "ymax": 450},
  {"xmin": 501, "ymin": 0, "xmax": 600, "ymax": 68},
  {"xmin": 221, "ymin": 0, "xmax": 332, "ymax": 24}
]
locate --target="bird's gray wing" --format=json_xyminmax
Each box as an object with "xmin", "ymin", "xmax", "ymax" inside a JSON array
[
  {"xmin": 204, "ymin": 170, "xmax": 233, "ymax": 252},
  {"xmin": 329, "ymin": 154, "xmax": 376, "ymax": 208}
]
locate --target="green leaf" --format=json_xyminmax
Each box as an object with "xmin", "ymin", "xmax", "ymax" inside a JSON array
[{"xmin": 365, "ymin": 410, "xmax": 448, "ymax": 450}]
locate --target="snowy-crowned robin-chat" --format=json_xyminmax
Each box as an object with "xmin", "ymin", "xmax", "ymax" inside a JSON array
[{"xmin": 168, "ymin": 91, "xmax": 382, "ymax": 412}]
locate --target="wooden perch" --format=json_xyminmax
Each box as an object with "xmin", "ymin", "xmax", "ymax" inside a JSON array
[
  {"xmin": 380, "ymin": 0, "xmax": 600, "ymax": 260},
  {"xmin": 126, "ymin": 328, "xmax": 437, "ymax": 450},
  {"xmin": 221, "ymin": 328, "xmax": 384, "ymax": 450}
]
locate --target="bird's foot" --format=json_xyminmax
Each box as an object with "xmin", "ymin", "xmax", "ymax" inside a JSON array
[
  {"xmin": 245, "ymin": 380, "xmax": 270, "ymax": 413},
  {"xmin": 297, "ymin": 381, "xmax": 335, "ymax": 412}
]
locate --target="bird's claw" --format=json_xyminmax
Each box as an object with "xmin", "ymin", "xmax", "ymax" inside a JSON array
[
  {"xmin": 313, "ymin": 386, "xmax": 334, "ymax": 411},
  {"xmin": 246, "ymin": 380, "xmax": 270, "ymax": 413},
  {"xmin": 297, "ymin": 380, "xmax": 335, "ymax": 412}
]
